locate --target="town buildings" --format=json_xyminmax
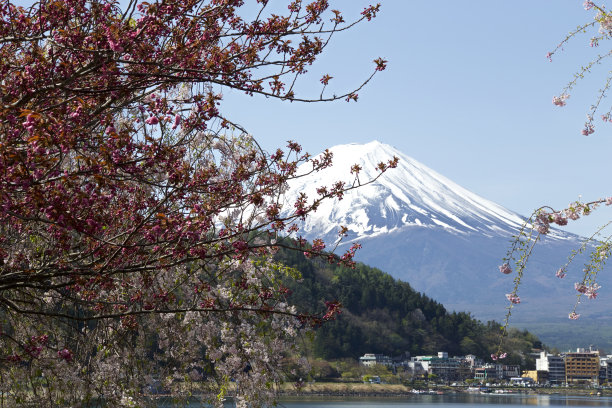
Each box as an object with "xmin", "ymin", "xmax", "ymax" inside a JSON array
[
  {"xmin": 359, "ymin": 351, "xmax": 519, "ymax": 383},
  {"xmin": 357, "ymin": 347, "xmax": 611, "ymax": 386}
]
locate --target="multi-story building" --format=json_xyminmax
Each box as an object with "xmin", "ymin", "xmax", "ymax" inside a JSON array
[
  {"xmin": 536, "ymin": 351, "xmax": 565, "ymax": 385},
  {"xmin": 597, "ymin": 355, "xmax": 612, "ymax": 384},
  {"xmin": 502, "ymin": 365, "xmax": 521, "ymax": 379},
  {"xmin": 464, "ymin": 354, "xmax": 483, "ymax": 368},
  {"xmin": 429, "ymin": 354, "xmax": 465, "ymax": 382},
  {"xmin": 359, "ymin": 353, "xmax": 393, "ymax": 367},
  {"xmin": 406, "ymin": 359, "xmax": 429, "ymax": 377},
  {"xmin": 565, "ymin": 349, "xmax": 600, "ymax": 386},
  {"xmin": 474, "ymin": 364, "xmax": 503, "ymax": 382},
  {"xmin": 457, "ymin": 359, "xmax": 474, "ymax": 380},
  {"xmin": 408, "ymin": 352, "xmax": 474, "ymax": 381}
]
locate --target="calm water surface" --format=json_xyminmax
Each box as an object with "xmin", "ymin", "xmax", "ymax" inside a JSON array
[
  {"xmin": 275, "ymin": 394, "xmax": 612, "ymax": 407},
  {"xmin": 165, "ymin": 394, "xmax": 612, "ymax": 407}
]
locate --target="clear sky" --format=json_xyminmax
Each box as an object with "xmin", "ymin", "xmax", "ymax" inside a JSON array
[{"xmin": 221, "ymin": 0, "xmax": 612, "ymax": 238}]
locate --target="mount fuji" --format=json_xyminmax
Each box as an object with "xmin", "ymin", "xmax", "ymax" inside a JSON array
[{"xmin": 284, "ymin": 141, "xmax": 610, "ymax": 325}]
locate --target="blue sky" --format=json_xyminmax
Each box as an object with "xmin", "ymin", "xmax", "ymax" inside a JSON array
[{"xmin": 222, "ymin": 0, "xmax": 612, "ymax": 238}]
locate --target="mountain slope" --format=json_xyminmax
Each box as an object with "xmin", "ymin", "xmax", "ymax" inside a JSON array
[{"xmin": 284, "ymin": 141, "xmax": 607, "ymax": 326}]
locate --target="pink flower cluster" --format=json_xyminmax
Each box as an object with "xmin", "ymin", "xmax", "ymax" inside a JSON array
[
  {"xmin": 505, "ymin": 293, "xmax": 520, "ymax": 304},
  {"xmin": 57, "ymin": 348, "xmax": 73, "ymax": 362},
  {"xmin": 575, "ymin": 282, "xmax": 601, "ymax": 299},
  {"xmin": 499, "ymin": 263, "xmax": 512, "ymax": 275},
  {"xmin": 552, "ymin": 93, "xmax": 569, "ymax": 106},
  {"xmin": 491, "ymin": 352, "xmax": 507, "ymax": 361},
  {"xmin": 534, "ymin": 213, "xmax": 551, "ymax": 234},
  {"xmin": 322, "ymin": 300, "xmax": 342, "ymax": 321},
  {"xmin": 556, "ymin": 268, "xmax": 566, "ymax": 279},
  {"xmin": 532, "ymin": 198, "xmax": 612, "ymax": 236},
  {"xmin": 553, "ymin": 212, "xmax": 568, "ymax": 226},
  {"xmin": 575, "ymin": 282, "xmax": 588, "ymax": 293}
]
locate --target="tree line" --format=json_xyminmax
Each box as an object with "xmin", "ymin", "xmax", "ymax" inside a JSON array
[{"xmin": 276, "ymin": 243, "xmax": 541, "ymax": 368}]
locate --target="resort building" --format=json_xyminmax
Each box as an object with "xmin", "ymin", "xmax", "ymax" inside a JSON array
[{"xmin": 564, "ymin": 349, "xmax": 600, "ymax": 386}]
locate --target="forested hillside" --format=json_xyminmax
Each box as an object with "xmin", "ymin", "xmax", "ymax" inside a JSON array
[{"xmin": 275, "ymin": 244, "xmax": 541, "ymax": 368}]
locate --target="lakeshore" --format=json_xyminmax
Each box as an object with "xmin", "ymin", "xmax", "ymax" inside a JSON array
[
  {"xmin": 275, "ymin": 382, "xmax": 612, "ymax": 398},
  {"xmin": 144, "ymin": 392, "xmax": 612, "ymax": 408}
]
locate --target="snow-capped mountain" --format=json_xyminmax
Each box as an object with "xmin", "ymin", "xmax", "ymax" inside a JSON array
[
  {"xmin": 284, "ymin": 141, "xmax": 608, "ymax": 325},
  {"xmin": 287, "ymin": 140, "xmax": 559, "ymax": 242}
]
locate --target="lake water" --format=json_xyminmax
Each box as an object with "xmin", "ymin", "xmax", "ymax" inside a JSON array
[
  {"xmin": 275, "ymin": 394, "xmax": 612, "ymax": 407},
  {"xmin": 164, "ymin": 394, "xmax": 612, "ymax": 407}
]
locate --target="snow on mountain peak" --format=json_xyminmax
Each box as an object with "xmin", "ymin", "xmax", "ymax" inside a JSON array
[{"xmin": 285, "ymin": 141, "xmax": 528, "ymax": 242}]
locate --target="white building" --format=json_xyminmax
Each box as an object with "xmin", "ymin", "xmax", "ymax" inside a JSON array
[
  {"xmin": 359, "ymin": 353, "xmax": 393, "ymax": 367},
  {"xmin": 536, "ymin": 351, "xmax": 565, "ymax": 384}
]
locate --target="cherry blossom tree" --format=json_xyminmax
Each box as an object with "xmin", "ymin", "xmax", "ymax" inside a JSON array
[
  {"xmin": 549, "ymin": 0, "xmax": 612, "ymax": 135},
  {"xmin": 494, "ymin": 0, "xmax": 612, "ymax": 360},
  {"xmin": 0, "ymin": 0, "xmax": 396, "ymax": 406}
]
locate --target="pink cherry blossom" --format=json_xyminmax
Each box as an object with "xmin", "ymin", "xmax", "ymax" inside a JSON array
[
  {"xmin": 505, "ymin": 293, "xmax": 520, "ymax": 304},
  {"xmin": 582, "ymin": 124, "xmax": 595, "ymax": 135},
  {"xmin": 499, "ymin": 263, "xmax": 512, "ymax": 274},
  {"xmin": 552, "ymin": 93, "xmax": 569, "ymax": 106},
  {"xmin": 145, "ymin": 116, "xmax": 159, "ymax": 125},
  {"xmin": 171, "ymin": 114, "xmax": 181, "ymax": 129},
  {"xmin": 552, "ymin": 212, "xmax": 568, "ymax": 226},
  {"xmin": 556, "ymin": 268, "xmax": 566, "ymax": 279},
  {"xmin": 575, "ymin": 282, "xmax": 588, "ymax": 293}
]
